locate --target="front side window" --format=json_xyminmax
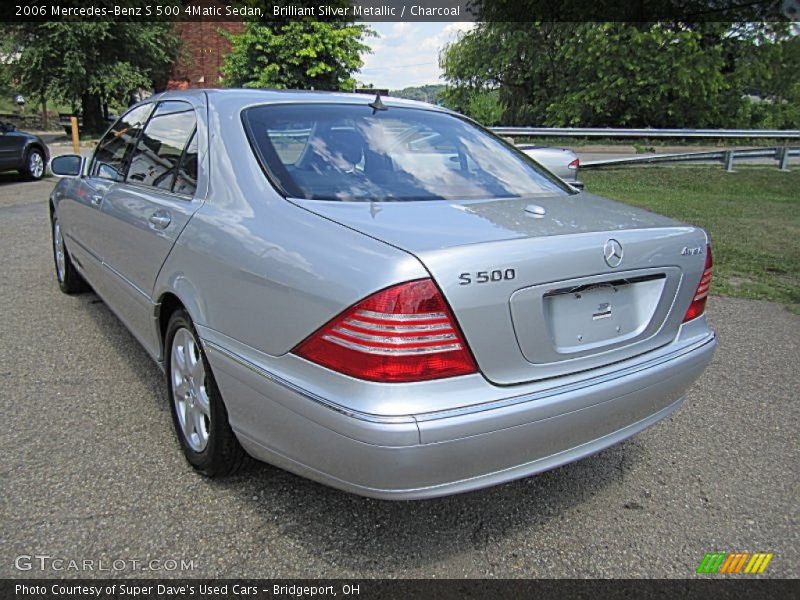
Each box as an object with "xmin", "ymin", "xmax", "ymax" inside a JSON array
[
  {"xmin": 243, "ymin": 104, "xmax": 571, "ymax": 202},
  {"xmin": 172, "ymin": 131, "xmax": 198, "ymax": 196},
  {"xmin": 91, "ymin": 103, "xmax": 154, "ymax": 181},
  {"xmin": 126, "ymin": 101, "xmax": 197, "ymax": 194}
]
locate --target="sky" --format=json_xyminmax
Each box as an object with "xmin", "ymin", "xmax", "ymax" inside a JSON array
[{"xmin": 357, "ymin": 22, "xmax": 476, "ymax": 90}]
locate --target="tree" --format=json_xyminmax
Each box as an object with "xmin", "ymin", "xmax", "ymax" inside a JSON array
[
  {"xmin": 441, "ymin": 20, "xmax": 798, "ymax": 128},
  {"xmin": 725, "ymin": 23, "xmax": 800, "ymax": 128},
  {"xmin": 5, "ymin": 20, "xmax": 178, "ymax": 133},
  {"xmin": 466, "ymin": 90, "xmax": 506, "ymax": 125},
  {"xmin": 0, "ymin": 33, "xmax": 16, "ymax": 105},
  {"xmin": 545, "ymin": 23, "xmax": 730, "ymax": 128},
  {"xmin": 221, "ymin": 21, "xmax": 371, "ymax": 91},
  {"xmin": 390, "ymin": 84, "xmax": 447, "ymax": 104},
  {"xmin": 440, "ymin": 22, "xmax": 576, "ymax": 125}
]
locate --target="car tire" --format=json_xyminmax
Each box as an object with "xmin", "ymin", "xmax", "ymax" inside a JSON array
[
  {"xmin": 52, "ymin": 216, "xmax": 88, "ymax": 294},
  {"xmin": 21, "ymin": 147, "xmax": 45, "ymax": 181},
  {"xmin": 166, "ymin": 309, "xmax": 248, "ymax": 477}
]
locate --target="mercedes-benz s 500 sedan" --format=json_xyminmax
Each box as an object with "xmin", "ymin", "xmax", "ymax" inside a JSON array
[{"xmin": 49, "ymin": 90, "xmax": 716, "ymax": 499}]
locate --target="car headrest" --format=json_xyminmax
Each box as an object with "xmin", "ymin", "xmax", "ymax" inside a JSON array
[{"xmin": 327, "ymin": 129, "xmax": 364, "ymax": 166}]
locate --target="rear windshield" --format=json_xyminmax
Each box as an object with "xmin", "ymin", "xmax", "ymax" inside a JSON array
[{"xmin": 243, "ymin": 103, "xmax": 571, "ymax": 202}]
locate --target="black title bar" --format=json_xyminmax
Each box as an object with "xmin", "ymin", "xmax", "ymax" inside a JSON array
[
  {"xmin": 0, "ymin": 0, "xmax": 791, "ymax": 22},
  {"xmin": 4, "ymin": 579, "xmax": 800, "ymax": 600}
]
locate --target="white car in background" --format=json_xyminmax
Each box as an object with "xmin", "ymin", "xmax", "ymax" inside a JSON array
[{"xmin": 518, "ymin": 144, "xmax": 582, "ymax": 188}]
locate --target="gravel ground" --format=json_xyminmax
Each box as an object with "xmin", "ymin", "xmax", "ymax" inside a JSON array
[{"xmin": 0, "ymin": 175, "xmax": 797, "ymax": 579}]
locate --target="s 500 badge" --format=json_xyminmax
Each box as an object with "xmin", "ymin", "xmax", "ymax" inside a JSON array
[{"xmin": 459, "ymin": 269, "xmax": 516, "ymax": 285}]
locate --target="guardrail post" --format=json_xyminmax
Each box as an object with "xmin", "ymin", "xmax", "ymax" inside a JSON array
[
  {"xmin": 778, "ymin": 146, "xmax": 790, "ymax": 171},
  {"xmin": 723, "ymin": 150, "xmax": 735, "ymax": 172}
]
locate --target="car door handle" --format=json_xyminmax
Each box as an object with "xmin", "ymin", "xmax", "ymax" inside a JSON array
[{"xmin": 148, "ymin": 211, "xmax": 171, "ymax": 230}]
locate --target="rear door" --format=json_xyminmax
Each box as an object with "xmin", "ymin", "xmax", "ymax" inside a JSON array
[{"xmin": 91, "ymin": 100, "xmax": 202, "ymax": 353}]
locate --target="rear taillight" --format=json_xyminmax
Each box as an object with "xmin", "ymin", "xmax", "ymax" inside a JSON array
[
  {"xmin": 293, "ymin": 279, "xmax": 477, "ymax": 382},
  {"xmin": 683, "ymin": 245, "xmax": 712, "ymax": 322},
  {"xmin": 568, "ymin": 158, "xmax": 580, "ymax": 170}
]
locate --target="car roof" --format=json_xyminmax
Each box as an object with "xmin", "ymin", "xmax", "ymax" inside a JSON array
[{"xmin": 148, "ymin": 88, "xmax": 450, "ymax": 113}]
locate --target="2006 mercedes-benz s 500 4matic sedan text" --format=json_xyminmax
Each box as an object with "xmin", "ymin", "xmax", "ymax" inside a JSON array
[{"xmin": 49, "ymin": 90, "xmax": 716, "ymax": 499}]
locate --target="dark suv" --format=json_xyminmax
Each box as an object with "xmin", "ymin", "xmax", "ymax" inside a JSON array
[{"xmin": 0, "ymin": 121, "xmax": 49, "ymax": 180}]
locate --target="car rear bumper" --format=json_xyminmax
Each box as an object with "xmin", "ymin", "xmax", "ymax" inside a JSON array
[{"xmin": 205, "ymin": 332, "xmax": 716, "ymax": 500}]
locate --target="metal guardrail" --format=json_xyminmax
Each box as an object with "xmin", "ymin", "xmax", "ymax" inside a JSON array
[
  {"xmin": 581, "ymin": 147, "xmax": 799, "ymax": 172},
  {"xmin": 492, "ymin": 127, "xmax": 800, "ymax": 139}
]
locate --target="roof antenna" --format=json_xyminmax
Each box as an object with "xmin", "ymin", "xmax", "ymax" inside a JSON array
[{"xmin": 368, "ymin": 92, "xmax": 387, "ymax": 114}]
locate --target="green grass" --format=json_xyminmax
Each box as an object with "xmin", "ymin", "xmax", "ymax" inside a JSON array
[{"xmin": 582, "ymin": 166, "xmax": 800, "ymax": 313}]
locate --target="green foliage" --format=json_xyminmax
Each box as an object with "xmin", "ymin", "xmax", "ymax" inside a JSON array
[
  {"xmin": 441, "ymin": 22, "xmax": 800, "ymax": 128},
  {"xmin": 440, "ymin": 22, "xmax": 574, "ymax": 124},
  {"xmin": 546, "ymin": 24, "xmax": 729, "ymax": 127},
  {"xmin": 3, "ymin": 18, "xmax": 179, "ymax": 132},
  {"xmin": 730, "ymin": 25, "xmax": 800, "ymax": 128},
  {"xmin": 390, "ymin": 84, "xmax": 447, "ymax": 104},
  {"xmin": 466, "ymin": 90, "xmax": 505, "ymax": 125},
  {"xmin": 222, "ymin": 21, "xmax": 371, "ymax": 91},
  {"xmin": 0, "ymin": 69, "xmax": 11, "ymax": 107},
  {"xmin": 0, "ymin": 34, "xmax": 14, "ymax": 101}
]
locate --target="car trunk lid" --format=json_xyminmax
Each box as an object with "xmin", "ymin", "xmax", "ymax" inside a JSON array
[{"xmin": 291, "ymin": 193, "xmax": 709, "ymax": 385}]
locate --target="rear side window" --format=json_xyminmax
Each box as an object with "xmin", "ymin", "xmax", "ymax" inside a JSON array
[
  {"xmin": 243, "ymin": 103, "xmax": 571, "ymax": 202},
  {"xmin": 91, "ymin": 103, "xmax": 154, "ymax": 181},
  {"xmin": 126, "ymin": 101, "xmax": 197, "ymax": 195}
]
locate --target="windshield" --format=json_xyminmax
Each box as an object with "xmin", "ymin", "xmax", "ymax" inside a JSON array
[{"xmin": 243, "ymin": 103, "xmax": 572, "ymax": 202}]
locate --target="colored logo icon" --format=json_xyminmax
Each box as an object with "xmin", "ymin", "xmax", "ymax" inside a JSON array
[{"xmin": 697, "ymin": 552, "xmax": 773, "ymax": 574}]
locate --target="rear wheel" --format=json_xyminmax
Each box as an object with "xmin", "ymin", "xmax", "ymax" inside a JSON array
[
  {"xmin": 52, "ymin": 217, "xmax": 87, "ymax": 294},
  {"xmin": 166, "ymin": 310, "xmax": 247, "ymax": 477},
  {"xmin": 21, "ymin": 147, "xmax": 45, "ymax": 181}
]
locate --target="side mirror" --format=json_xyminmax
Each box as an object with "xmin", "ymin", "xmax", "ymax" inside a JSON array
[{"xmin": 50, "ymin": 154, "xmax": 84, "ymax": 178}]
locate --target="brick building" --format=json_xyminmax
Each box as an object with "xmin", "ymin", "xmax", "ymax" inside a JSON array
[{"xmin": 168, "ymin": 17, "xmax": 244, "ymax": 90}]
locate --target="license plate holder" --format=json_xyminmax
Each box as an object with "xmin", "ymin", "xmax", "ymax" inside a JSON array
[{"xmin": 543, "ymin": 277, "xmax": 664, "ymax": 353}]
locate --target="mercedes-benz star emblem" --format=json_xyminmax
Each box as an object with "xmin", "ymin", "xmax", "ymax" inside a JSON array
[{"xmin": 603, "ymin": 239, "xmax": 623, "ymax": 268}]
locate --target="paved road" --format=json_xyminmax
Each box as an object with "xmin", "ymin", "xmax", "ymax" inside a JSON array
[{"xmin": 0, "ymin": 176, "xmax": 797, "ymax": 579}]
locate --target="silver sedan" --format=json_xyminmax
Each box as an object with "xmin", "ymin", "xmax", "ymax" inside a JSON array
[
  {"xmin": 49, "ymin": 90, "xmax": 716, "ymax": 499},
  {"xmin": 517, "ymin": 144, "xmax": 581, "ymax": 186}
]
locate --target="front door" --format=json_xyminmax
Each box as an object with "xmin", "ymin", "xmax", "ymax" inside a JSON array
[
  {"xmin": 0, "ymin": 127, "xmax": 25, "ymax": 170},
  {"xmin": 90, "ymin": 101, "xmax": 201, "ymax": 354},
  {"xmin": 59, "ymin": 103, "xmax": 154, "ymax": 286}
]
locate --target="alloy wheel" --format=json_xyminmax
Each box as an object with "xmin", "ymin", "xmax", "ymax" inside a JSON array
[
  {"xmin": 171, "ymin": 327, "xmax": 211, "ymax": 452},
  {"xmin": 29, "ymin": 151, "xmax": 44, "ymax": 179},
  {"xmin": 53, "ymin": 220, "xmax": 66, "ymax": 282}
]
